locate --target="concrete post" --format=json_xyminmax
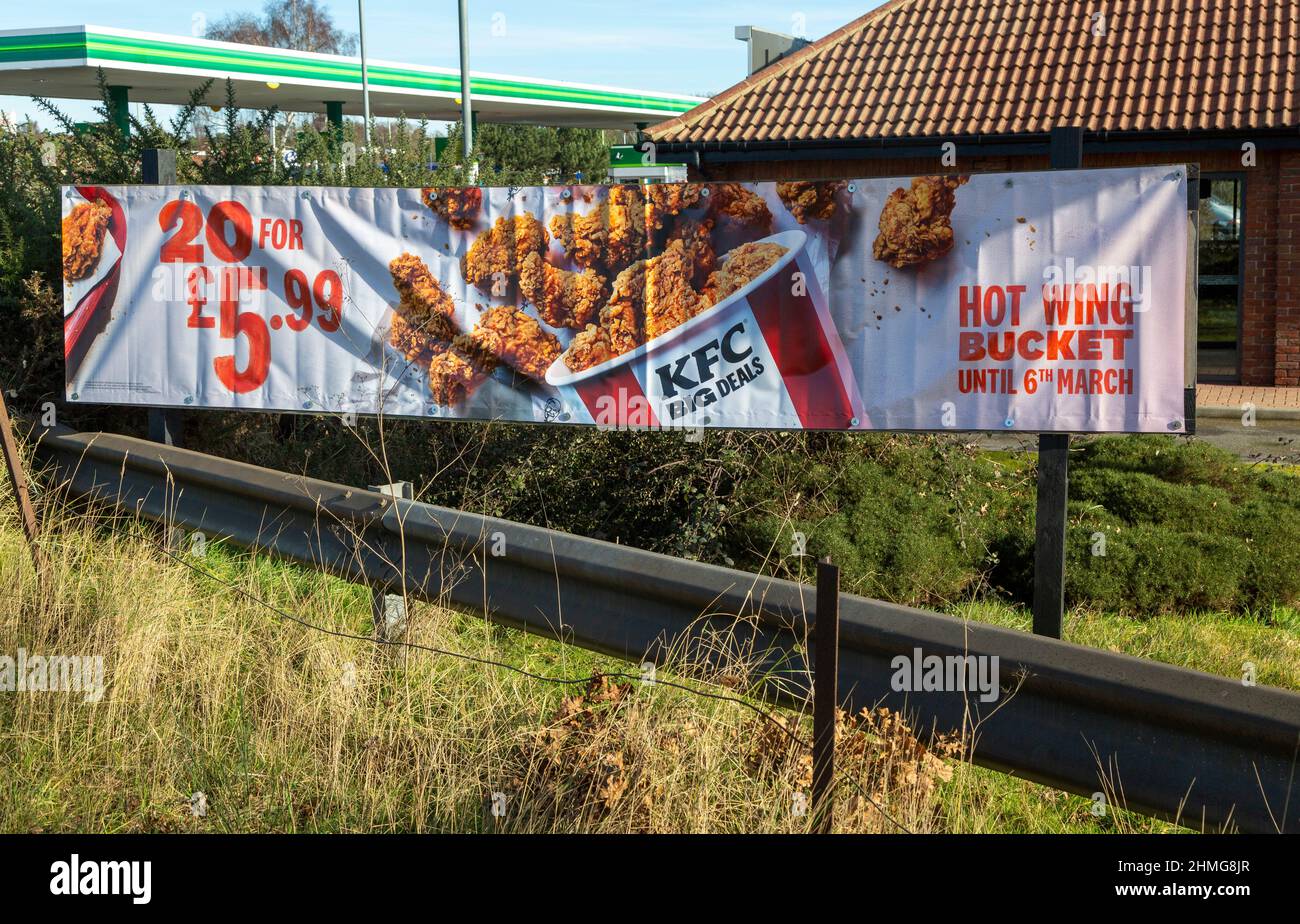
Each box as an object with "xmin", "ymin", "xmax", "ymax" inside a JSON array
[{"xmin": 369, "ymin": 481, "xmax": 413, "ymax": 653}]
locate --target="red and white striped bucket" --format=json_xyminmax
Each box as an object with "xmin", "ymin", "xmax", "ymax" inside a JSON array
[{"xmin": 545, "ymin": 230, "xmax": 867, "ymax": 430}]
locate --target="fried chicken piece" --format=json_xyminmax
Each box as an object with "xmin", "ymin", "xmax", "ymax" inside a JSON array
[
  {"xmin": 62, "ymin": 199, "xmax": 112, "ymax": 281},
  {"xmin": 549, "ymin": 185, "xmax": 647, "ymax": 272},
  {"xmin": 469, "ymin": 305, "xmax": 562, "ymax": 380},
  {"xmin": 662, "ymin": 217, "xmax": 716, "ymax": 287},
  {"xmin": 777, "ymin": 180, "xmax": 844, "ymax": 224},
  {"xmin": 872, "ymin": 175, "xmax": 969, "ymax": 268},
  {"xmin": 645, "ymin": 182, "xmax": 704, "ymax": 234},
  {"xmin": 605, "ymin": 184, "xmax": 648, "ymax": 267},
  {"xmin": 701, "ymin": 242, "xmax": 788, "ymax": 305},
  {"xmin": 389, "ymin": 311, "xmax": 456, "ymax": 364},
  {"xmin": 559, "ymin": 239, "xmax": 710, "ymax": 371},
  {"xmin": 387, "ymin": 251, "xmax": 506, "ymax": 405},
  {"xmin": 388, "ymin": 253, "xmax": 466, "ymax": 377},
  {"xmin": 598, "ymin": 259, "xmax": 648, "ymax": 356},
  {"xmin": 461, "ymin": 213, "xmax": 549, "ymax": 292},
  {"xmin": 643, "ymin": 240, "xmax": 707, "ymax": 341},
  {"xmin": 548, "ymin": 213, "xmax": 593, "ymax": 268},
  {"xmin": 564, "ymin": 324, "xmax": 618, "ymax": 373},
  {"xmin": 706, "ymin": 183, "xmax": 772, "ymax": 231},
  {"xmin": 516, "ymin": 249, "xmax": 546, "ymax": 306},
  {"xmin": 389, "ymin": 252, "xmax": 457, "ymax": 324},
  {"xmin": 426, "ymin": 333, "xmax": 499, "ymax": 406},
  {"xmin": 422, "ymin": 186, "xmax": 482, "ymax": 230},
  {"xmin": 522, "ymin": 254, "xmax": 607, "ymax": 329}
]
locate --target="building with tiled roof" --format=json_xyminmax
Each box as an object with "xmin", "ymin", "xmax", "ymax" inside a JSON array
[{"xmin": 648, "ymin": 0, "xmax": 1300, "ymax": 386}]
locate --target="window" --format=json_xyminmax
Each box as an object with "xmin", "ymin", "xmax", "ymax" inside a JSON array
[{"xmin": 1196, "ymin": 175, "xmax": 1244, "ymax": 382}]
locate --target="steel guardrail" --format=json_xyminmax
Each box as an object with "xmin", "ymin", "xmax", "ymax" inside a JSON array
[{"xmin": 32, "ymin": 425, "xmax": 1300, "ymax": 833}]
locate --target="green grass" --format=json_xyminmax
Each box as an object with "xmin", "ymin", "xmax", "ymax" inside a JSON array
[
  {"xmin": 950, "ymin": 600, "xmax": 1300, "ymax": 691},
  {"xmin": 2, "ymin": 488, "xmax": 1292, "ymax": 834}
]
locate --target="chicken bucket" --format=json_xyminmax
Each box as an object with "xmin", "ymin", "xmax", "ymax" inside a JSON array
[{"xmin": 545, "ymin": 229, "xmax": 866, "ymax": 430}]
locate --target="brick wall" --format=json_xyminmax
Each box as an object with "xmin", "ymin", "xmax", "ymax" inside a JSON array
[
  {"xmin": 704, "ymin": 146, "xmax": 1293, "ymax": 385},
  {"xmin": 1241, "ymin": 152, "xmax": 1279, "ymax": 386},
  {"xmin": 1279, "ymin": 151, "xmax": 1300, "ymax": 385}
]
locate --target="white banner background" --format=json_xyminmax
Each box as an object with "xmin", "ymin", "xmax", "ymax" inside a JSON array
[{"xmin": 61, "ymin": 167, "xmax": 1188, "ymax": 432}]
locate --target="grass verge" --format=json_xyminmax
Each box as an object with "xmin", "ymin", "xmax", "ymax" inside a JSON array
[{"xmin": 2, "ymin": 490, "xmax": 1290, "ymax": 832}]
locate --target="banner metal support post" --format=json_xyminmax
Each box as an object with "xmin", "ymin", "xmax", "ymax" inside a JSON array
[
  {"xmin": 1032, "ymin": 127, "xmax": 1083, "ymax": 639},
  {"xmin": 811, "ymin": 556, "xmax": 839, "ymax": 834},
  {"xmin": 142, "ymin": 149, "xmax": 184, "ymax": 448},
  {"xmin": 1184, "ymin": 165, "xmax": 1200, "ymax": 435}
]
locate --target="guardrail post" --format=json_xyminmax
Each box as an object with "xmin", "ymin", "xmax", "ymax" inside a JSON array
[
  {"xmin": 369, "ymin": 481, "xmax": 413, "ymax": 651},
  {"xmin": 811, "ymin": 556, "xmax": 839, "ymax": 834},
  {"xmin": 1032, "ymin": 127, "xmax": 1082, "ymax": 639},
  {"xmin": 142, "ymin": 148, "xmax": 184, "ymax": 448}
]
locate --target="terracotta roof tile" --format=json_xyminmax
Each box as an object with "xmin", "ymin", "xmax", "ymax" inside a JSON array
[{"xmin": 649, "ymin": 0, "xmax": 1300, "ymax": 144}]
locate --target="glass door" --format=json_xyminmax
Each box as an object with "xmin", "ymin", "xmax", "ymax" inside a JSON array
[{"xmin": 1196, "ymin": 176, "xmax": 1244, "ymax": 382}]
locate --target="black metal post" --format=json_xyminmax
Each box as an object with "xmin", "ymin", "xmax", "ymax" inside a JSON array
[
  {"xmin": 143, "ymin": 149, "xmax": 184, "ymax": 448},
  {"xmin": 811, "ymin": 557, "xmax": 839, "ymax": 834},
  {"xmin": 1032, "ymin": 434, "xmax": 1068, "ymax": 637},
  {"xmin": 141, "ymin": 147, "xmax": 175, "ymax": 185},
  {"xmin": 1032, "ymin": 127, "xmax": 1083, "ymax": 639}
]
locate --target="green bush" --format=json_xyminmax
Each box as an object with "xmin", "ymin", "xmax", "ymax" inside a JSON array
[
  {"xmin": 1068, "ymin": 468, "xmax": 1231, "ymax": 534},
  {"xmin": 1073, "ymin": 434, "xmax": 1242, "ymax": 488},
  {"xmin": 1066, "ymin": 437, "xmax": 1300, "ymax": 613},
  {"xmin": 1066, "ymin": 524, "xmax": 1248, "ymax": 615},
  {"xmin": 727, "ymin": 433, "xmax": 1300, "ymax": 616},
  {"xmin": 726, "ymin": 435, "xmax": 1032, "ymax": 607}
]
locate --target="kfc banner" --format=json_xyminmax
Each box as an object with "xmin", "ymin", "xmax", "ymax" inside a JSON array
[{"xmin": 61, "ymin": 166, "xmax": 1189, "ymax": 432}]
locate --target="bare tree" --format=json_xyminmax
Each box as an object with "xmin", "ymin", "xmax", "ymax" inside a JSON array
[{"xmin": 206, "ymin": 0, "xmax": 358, "ymax": 55}]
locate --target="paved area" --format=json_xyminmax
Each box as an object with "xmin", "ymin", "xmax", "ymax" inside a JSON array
[
  {"xmin": 1196, "ymin": 384, "xmax": 1300, "ymax": 414},
  {"xmin": 973, "ymin": 418, "xmax": 1300, "ymax": 464},
  {"xmin": 1184, "ymin": 417, "xmax": 1300, "ymax": 464}
]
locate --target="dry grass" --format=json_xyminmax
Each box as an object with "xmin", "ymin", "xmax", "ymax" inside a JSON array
[
  {"xmin": 0, "ymin": 485, "xmax": 977, "ymax": 833},
  {"xmin": 1, "ymin": 433, "xmax": 1243, "ymax": 834}
]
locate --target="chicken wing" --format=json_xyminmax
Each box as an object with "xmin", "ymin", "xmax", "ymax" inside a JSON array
[
  {"xmin": 706, "ymin": 183, "xmax": 772, "ymax": 232},
  {"xmin": 461, "ymin": 213, "xmax": 549, "ymax": 293},
  {"xmin": 426, "ymin": 333, "xmax": 499, "ymax": 406},
  {"xmin": 563, "ymin": 324, "xmax": 618, "ymax": 373},
  {"xmin": 643, "ymin": 239, "xmax": 707, "ymax": 341},
  {"xmin": 700, "ymin": 241, "xmax": 788, "ymax": 305},
  {"xmin": 661, "ymin": 217, "xmax": 716, "ymax": 288},
  {"xmin": 389, "ymin": 252, "xmax": 457, "ymax": 324},
  {"xmin": 469, "ymin": 305, "xmax": 562, "ymax": 380},
  {"xmin": 520, "ymin": 254, "xmax": 607, "ymax": 330},
  {"xmin": 421, "ymin": 186, "xmax": 482, "ymax": 230},
  {"xmin": 549, "ymin": 184, "xmax": 647, "ymax": 272},
  {"xmin": 62, "ymin": 199, "xmax": 113, "ymax": 282},
  {"xmin": 776, "ymin": 180, "xmax": 844, "ymax": 224},
  {"xmin": 872, "ymin": 175, "xmax": 969, "ymax": 268}
]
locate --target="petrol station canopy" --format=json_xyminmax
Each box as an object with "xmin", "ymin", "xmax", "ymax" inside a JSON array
[{"xmin": 0, "ymin": 25, "xmax": 705, "ymax": 128}]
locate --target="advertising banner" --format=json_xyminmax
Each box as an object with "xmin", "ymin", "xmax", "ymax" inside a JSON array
[{"xmin": 61, "ymin": 167, "xmax": 1189, "ymax": 432}]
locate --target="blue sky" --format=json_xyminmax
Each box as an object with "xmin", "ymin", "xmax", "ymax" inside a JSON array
[{"xmin": 2, "ymin": 1, "xmax": 875, "ymax": 127}]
